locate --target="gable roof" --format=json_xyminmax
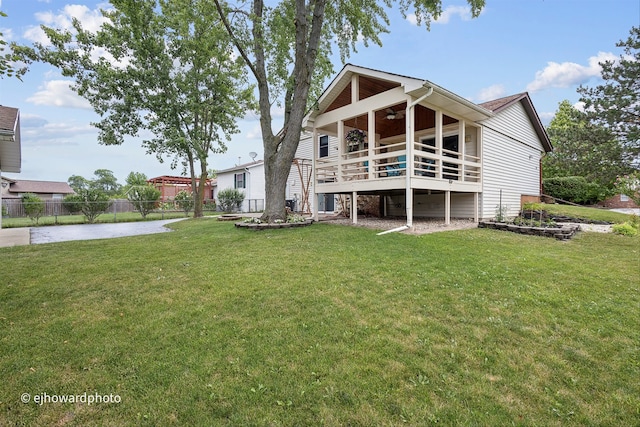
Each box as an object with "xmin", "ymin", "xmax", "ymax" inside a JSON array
[
  {"xmin": 216, "ymin": 160, "xmax": 264, "ymax": 175},
  {"xmin": 8, "ymin": 180, "xmax": 75, "ymax": 195},
  {"xmin": 479, "ymin": 92, "xmax": 553, "ymax": 152},
  {"xmin": 306, "ymin": 64, "xmax": 494, "ymax": 127},
  {"xmin": 305, "ymin": 65, "xmax": 552, "ymax": 153},
  {"xmin": 0, "ymin": 106, "xmax": 21, "ymax": 173}
]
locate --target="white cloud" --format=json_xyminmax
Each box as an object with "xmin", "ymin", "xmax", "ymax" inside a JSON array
[
  {"xmin": 407, "ymin": 5, "xmax": 475, "ymax": 26},
  {"xmin": 526, "ymin": 51, "xmax": 618, "ymax": 92},
  {"xmin": 26, "ymin": 79, "xmax": 92, "ymax": 109},
  {"xmin": 24, "ymin": 3, "xmax": 111, "ymax": 45},
  {"xmin": 434, "ymin": 6, "xmax": 473, "ymax": 24},
  {"xmin": 475, "ymin": 84, "xmax": 506, "ymax": 102}
]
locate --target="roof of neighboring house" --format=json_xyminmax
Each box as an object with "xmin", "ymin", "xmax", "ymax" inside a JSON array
[
  {"xmin": 216, "ymin": 160, "xmax": 264, "ymax": 175},
  {"xmin": 479, "ymin": 92, "xmax": 553, "ymax": 153},
  {"xmin": 8, "ymin": 179, "xmax": 75, "ymax": 195}
]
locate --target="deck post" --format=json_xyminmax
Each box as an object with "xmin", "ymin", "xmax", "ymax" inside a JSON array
[
  {"xmin": 445, "ymin": 190, "xmax": 451, "ymax": 225},
  {"xmin": 351, "ymin": 191, "xmax": 358, "ymax": 224},
  {"xmin": 474, "ymin": 192, "xmax": 479, "ymax": 222}
]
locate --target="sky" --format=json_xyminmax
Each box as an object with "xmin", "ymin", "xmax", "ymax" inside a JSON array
[{"xmin": 0, "ymin": 0, "xmax": 638, "ymax": 185}]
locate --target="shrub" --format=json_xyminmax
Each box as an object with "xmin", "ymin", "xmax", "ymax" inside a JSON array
[
  {"xmin": 63, "ymin": 194, "xmax": 85, "ymax": 214},
  {"xmin": 21, "ymin": 193, "xmax": 44, "ymax": 224},
  {"xmin": 543, "ymin": 176, "xmax": 607, "ymax": 204},
  {"xmin": 127, "ymin": 185, "xmax": 161, "ymax": 219},
  {"xmin": 174, "ymin": 190, "xmax": 194, "ymax": 217},
  {"xmin": 612, "ymin": 223, "xmax": 638, "ymax": 237},
  {"xmin": 217, "ymin": 188, "xmax": 245, "ymax": 212}
]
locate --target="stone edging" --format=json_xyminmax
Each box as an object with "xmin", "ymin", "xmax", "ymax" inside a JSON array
[
  {"xmin": 235, "ymin": 219, "xmax": 314, "ymax": 230},
  {"xmin": 478, "ymin": 221, "xmax": 580, "ymax": 240}
]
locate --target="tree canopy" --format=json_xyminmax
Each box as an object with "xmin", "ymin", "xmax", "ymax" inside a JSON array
[
  {"xmin": 578, "ymin": 26, "xmax": 640, "ymax": 165},
  {"xmin": 543, "ymin": 100, "xmax": 631, "ymax": 191},
  {"xmin": 0, "ymin": 11, "xmax": 27, "ymax": 79},
  {"xmin": 14, "ymin": 0, "xmax": 254, "ymax": 217},
  {"xmin": 213, "ymin": 0, "xmax": 485, "ymax": 221}
]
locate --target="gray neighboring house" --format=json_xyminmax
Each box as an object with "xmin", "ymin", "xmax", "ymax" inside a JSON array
[{"xmin": 0, "ymin": 106, "xmax": 21, "ymax": 229}]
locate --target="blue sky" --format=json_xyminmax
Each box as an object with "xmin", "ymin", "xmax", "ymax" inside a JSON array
[{"xmin": 0, "ymin": 0, "xmax": 638, "ymax": 184}]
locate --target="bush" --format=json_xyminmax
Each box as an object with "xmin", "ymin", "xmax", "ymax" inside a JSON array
[
  {"xmin": 174, "ymin": 190, "xmax": 194, "ymax": 217},
  {"xmin": 128, "ymin": 185, "xmax": 161, "ymax": 219},
  {"xmin": 217, "ymin": 188, "xmax": 245, "ymax": 212},
  {"xmin": 63, "ymin": 194, "xmax": 85, "ymax": 214},
  {"xmin": 543, "ymin": 176, "xmax": 608, "ymax": 204},
  {"xmin": 612, "ymin": 223, "xmax": 638, "ymax": 237},
  {"xmin": 21, "ymin": 193, "xmax": 44, "ymax": 224}
]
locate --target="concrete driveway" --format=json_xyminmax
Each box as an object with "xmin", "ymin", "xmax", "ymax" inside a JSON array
[{"xmin": 29, "ymin": 218, "xmax": 186, "ymax": 244}]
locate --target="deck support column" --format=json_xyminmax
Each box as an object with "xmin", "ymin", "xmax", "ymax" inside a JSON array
[
  {"xmin": 474, "ymin": 192, "xmax": 479, "ymax": 222},
  {"xmin": 445, "ymin": 190, "xmax": 451, "ymax": 225},
  {"xmin": 351, "ymin": 191, "xmax": 358, "ymax": 224},
  {"xmin": 406, "ymin": 188, "xmax": 413, "ymax": 227}
]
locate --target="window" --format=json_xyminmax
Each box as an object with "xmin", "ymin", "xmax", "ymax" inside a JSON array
[
  {"xmin": 234, "ymin": 172, "xmax": 246, "ymax": 189},
  {"xmin": 319, "ymin": 135, "xmax": 329, "ymax": 158}
]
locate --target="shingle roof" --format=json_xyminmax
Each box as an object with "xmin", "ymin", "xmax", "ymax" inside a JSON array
[
  {"xmin": 9, "ymin": 180, "xmax": 75, "ymax": 195},
  {"xmin": 479, "ymin": 92, "xmax": 552, "ymax": 153},
  {"xmin": 0, "ymin": 106, "xmax": 19, "ymax": 133},
  {"xmin": 216, "ymin": 160, "xmax": 264, "ymax": 174}
]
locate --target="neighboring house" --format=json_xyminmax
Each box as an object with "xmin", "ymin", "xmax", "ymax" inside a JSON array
[
  {"xmin": 1, "ymin": 178, "xmax": 75, "ymax": 219},
  {"xmin": 148, "ymin": 175, "xmax": 216, "ymax": 202},
  {"xmin": 301, "ymin": 64, "xmax": 552, "ymax": 225},
  {"xmin": 215, "ymin": 161, "xmax": 266, "ymax": 212},
  {"xmin": 0, "ymin": 106, "xmax": 21, "ymax": 229},
  {"xmin": 1, "ymin": 178, "xmax": 74, "ymax": 200},
  {"xmin": 215, "ymin": 158, "xmax": 314, "ymax": 213},
  {"xmin": 598, "ymin": 193, "xmax": 640, "ymax": 209}
]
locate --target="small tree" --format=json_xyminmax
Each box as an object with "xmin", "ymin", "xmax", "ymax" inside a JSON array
[
  {"xmin": 78, "ymin": 189, "xmax": 111, "ymax": 223},
  {"xmin": 128, "ymin": 185, "xmax": 161, "ymax": 219},
  {"xmin": 217, "ymin": 188, "xmax": 245, "ymax": 213},
  {"xmin": 175, "ymin": 190, "xmax": 194, "ymax": 217},
  {"xmin": 21, "ymin": 193, "xmax": 44, "ymax": 224}
]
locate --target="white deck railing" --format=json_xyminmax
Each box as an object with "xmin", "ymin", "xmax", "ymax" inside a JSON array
[{"xmin": 315, "ymin": 141, "xmax": 481, "ymax": 186}]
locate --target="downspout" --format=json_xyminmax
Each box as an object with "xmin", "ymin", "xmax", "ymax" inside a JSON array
[{"xmin": 379, "ymin": 84, "xmax": 433, "ymax": 236}]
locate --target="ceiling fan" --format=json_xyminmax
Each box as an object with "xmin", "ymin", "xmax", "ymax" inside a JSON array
[{"xmin": 385, "ymin": 108, "xmax": 405, "ymax": 120}]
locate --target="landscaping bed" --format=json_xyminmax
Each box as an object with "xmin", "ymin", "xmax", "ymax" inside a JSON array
[{"xmin": 479, "ymin": 221, "xmax": 580, "ymax": 240}]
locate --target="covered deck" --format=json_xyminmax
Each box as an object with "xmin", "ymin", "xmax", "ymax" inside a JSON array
[{"xmin": 306, "ymin": 66, "xmax": 492, "ymax": 226}]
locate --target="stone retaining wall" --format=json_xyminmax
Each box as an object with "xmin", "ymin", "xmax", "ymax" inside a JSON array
[{"xmin": 479, "ymin": 221, "xmax": 580, "ymax": 240}]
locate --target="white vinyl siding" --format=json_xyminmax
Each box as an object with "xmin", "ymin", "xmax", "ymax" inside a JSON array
[{"xmin": 479, "ymin": 103, "xmax": 545, "ymax": 220}]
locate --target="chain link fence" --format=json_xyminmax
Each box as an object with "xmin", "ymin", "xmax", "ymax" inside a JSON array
[{"xmin": 1, "ymin": 198, "xmax": 218, "ymax": 222}]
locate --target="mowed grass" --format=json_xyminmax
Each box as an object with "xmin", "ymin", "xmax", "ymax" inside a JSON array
[{"xmin": 0, "ymin": 219, "xmax": 638, "ymax": 426}]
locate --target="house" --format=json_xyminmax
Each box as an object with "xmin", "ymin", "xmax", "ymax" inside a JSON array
[
  {"xmin": 215, "ymin": 160, "xmax": 266, "ymax": 212},
  {"xmin": 301, "ymin": 64, "xmax": 552, "ymax": 225},
  {"xmin": 215, "ymin": 158, "xmax": 314, "ymax": 213},
  {"xmin": 0, "ymin": 106, "xmax": 22, "ymax": 229},
  {"xmin": 1, "ymin": 177, "xmax": 75, "ymax": 219},
  {"xmin": 147, "ymin": 175, "xmax": 216, "ymax": 202},
  {"xmin": 0, "ymin": 178, "xmax": 74, "ymax": 200}
]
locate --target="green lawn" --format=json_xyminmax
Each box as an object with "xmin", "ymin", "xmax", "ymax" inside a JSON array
[{"xmin": 1, "ymin": 219, "xmax": 638, "ymax": 426}]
